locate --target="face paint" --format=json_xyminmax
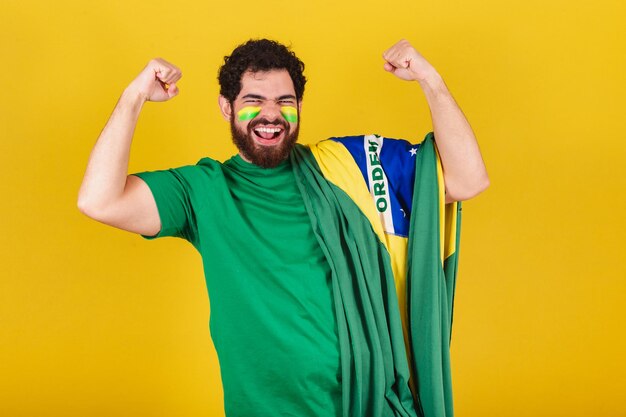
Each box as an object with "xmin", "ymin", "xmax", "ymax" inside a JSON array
[
  {"xmin": 237, "ymin": 106, "xmax": 262, "ymax": 121},
  {"xmin": 280, "ymin": 106, "xmax": 298, "ymax": 123}
]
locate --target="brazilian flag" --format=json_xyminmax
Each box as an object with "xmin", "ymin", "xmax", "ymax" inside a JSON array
[{"xmin": 291, "ymin": 132, "xmax": 461, "ymax": 417}]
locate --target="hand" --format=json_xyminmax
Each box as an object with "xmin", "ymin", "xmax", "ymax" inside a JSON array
[
  {"xmin": 382, "ymin": 39, "xmax": 437, "ymax": 82},
  {"xmin": 126, "ymin": 58, "xmax": 182, "ymax": 102}
]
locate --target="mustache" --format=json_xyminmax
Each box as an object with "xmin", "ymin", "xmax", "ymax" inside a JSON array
[{"xmin": 248, "ymin": 118, "xmax": 289, "ymax": 131}]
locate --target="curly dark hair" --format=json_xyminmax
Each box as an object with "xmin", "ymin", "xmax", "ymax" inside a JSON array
[{"xmin": 218, "ymin": 39, "xmax": 306, "ymax": 103}]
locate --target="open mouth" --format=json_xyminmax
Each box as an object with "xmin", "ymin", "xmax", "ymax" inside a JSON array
[{"xmin": 252, "ymin": 126, "xmax": 284, "ymax": 144}]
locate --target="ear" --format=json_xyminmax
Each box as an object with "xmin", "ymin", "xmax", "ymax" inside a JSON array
[
  {"xmin": 218, "ymin": 95, "xmax": 232, "ymax": 121},
  {"xmin": 297, "ymin": 99, "xmax": 303, "ymax": 114}
]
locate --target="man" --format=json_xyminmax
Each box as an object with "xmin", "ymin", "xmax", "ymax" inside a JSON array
[{"xmin": 78, "ymin": 39, "xmax": 488, "ymax": 417}]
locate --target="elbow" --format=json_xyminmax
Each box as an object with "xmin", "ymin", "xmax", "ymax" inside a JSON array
[
  {"xmin": 446, "ymin": 173, "xmax": 490, "ymax": 201},
  {"xmin": 77, "ymin": 194, "xmax": 96, "ymax": 218},
  {"xmin": 77, "ymin": 193, "xmax": 106, "ymax": 221},
  {"xmin": 473, "ymin": 173, "xmax": 490, "ymax": 196},
  {"xmin": 77, "ymin": 190, "xmax": 88, "ymax": 215}
]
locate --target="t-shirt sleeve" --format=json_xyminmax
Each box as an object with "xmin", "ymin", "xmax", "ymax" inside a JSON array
[{"xmin": 131, "ymin": 167, "xmax": 198, "ymax": 243}]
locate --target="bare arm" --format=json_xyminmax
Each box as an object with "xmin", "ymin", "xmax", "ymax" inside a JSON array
[
  {"xmin": 77, "ymin": 58, "xmax": 182, "ymax": 235},
  {"xmin": 383, "ymin": 40, "xmax": 489, "ymax": 202}
]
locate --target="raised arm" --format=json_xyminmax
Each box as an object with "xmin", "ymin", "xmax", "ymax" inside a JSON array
[
  {"xmin": 77, "ymin": 58, "xmax": 182, "ymax": 235},
  {"xmin": 382, "ymin": 39, "xmax": 489, "ymax": 202}
]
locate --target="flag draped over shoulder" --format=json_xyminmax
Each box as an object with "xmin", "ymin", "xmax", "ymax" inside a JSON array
[{"xmin": 290, "ymin": 133, "xmax": 461, "ymax": 417}]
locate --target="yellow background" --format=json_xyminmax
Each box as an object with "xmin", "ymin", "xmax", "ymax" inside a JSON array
[{"xmin": 1, "ymin": 0, "xmax": 625, "ymax": 416}]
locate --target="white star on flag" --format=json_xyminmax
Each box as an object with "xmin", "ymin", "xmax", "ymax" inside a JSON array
[{"xmin": 409, "ymin": 147, "xmax": 418, "ymax": 156}]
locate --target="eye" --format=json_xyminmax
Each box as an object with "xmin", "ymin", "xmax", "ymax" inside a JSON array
[{"xmin": 244, "ymin": 99, "xmax": 261, "ymax": 104}]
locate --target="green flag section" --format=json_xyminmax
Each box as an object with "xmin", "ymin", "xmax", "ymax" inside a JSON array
[
  {"xmin": 407, "ymin": 133, "xmax": 461, "ymax": 417},
  {"xmin": 291, "ymin": 133, "xmax": 461, "ymax": 417}
]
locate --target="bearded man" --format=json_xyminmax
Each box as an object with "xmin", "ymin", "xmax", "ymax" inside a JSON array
[{"xmin": 78, "ymin": 39, "xmax": 488, "ymax": 417}]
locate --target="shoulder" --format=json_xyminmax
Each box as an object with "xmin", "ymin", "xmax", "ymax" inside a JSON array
[
  {"xmin": 195, "ymin": 157, "xmax": 224, "ymax": 175},
  {"xmin": 323, "ymin": 133, "xmax": 419, "ymax": 160},
  {"xmin": 133, "ymin": 157, "xmax": 225, "ymax": 191},
  {"xmin": 317, "ymin": 134, "xmax": 420, "ymax": 176},
  {"xmin": 166, "ymin": 157, "xmax": 224, "ymax": 180},
  {"xmin": 326, "ymin": 134, "xmax": 419, "ymax": 149}
]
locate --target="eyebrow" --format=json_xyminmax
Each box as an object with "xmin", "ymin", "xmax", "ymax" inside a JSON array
[
  {"xmin": 241, "ymin": 94, "xmax": 297, "ymax": 101},
  {"xmin": 241, "ymin": 94, "xmax": 266, "ymax": 100}
]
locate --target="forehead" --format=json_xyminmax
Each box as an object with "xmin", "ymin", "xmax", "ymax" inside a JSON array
[{"xmin": 237, "ymin": 69, "xmax": 296, "ymax": 99}]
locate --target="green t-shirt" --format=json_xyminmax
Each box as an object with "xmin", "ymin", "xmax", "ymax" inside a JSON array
[{"xmin": 133, "ymin": 154, "xmax": 342, "ymax": 417}]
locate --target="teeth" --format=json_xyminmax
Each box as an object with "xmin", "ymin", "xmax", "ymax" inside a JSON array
[{"xmin": 254, "ymin": 127, "xmax": 282, "ymax": 133}]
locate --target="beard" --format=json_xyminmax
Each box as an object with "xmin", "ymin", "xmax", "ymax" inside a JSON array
[{"xmin": 230, "ymin": 113, "xmax": 300, "ymax": 169}]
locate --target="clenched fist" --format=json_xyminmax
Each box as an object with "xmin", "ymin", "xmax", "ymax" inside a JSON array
[
  {"xmin": 382, "ymin": 39, "xmax": 437, "ymax": 82},
  {"xmin": 126, "ymin": 58, "xmax": 182, "ymax": 103}
]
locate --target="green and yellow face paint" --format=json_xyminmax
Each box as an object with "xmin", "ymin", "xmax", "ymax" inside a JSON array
[
  {"xmin": 237, "ymin": 106, "xmax": 261, "ymax": 122},
  {"xmin": 280, "ymin": 106, "xmax": 298, "ymax": 123},
  {"xmin": 237, "ymin": 105, "xmax": 298, "ymax": 123}
]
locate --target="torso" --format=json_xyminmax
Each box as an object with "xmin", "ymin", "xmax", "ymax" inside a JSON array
[{"xmin": 194, "ymin": 155, "xmax": 342, "ymax": 417}]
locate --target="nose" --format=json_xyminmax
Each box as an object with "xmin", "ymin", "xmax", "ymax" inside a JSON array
[{"xmin": 258, "ymin": 101, "xmax": 282, "ymax": 122}]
